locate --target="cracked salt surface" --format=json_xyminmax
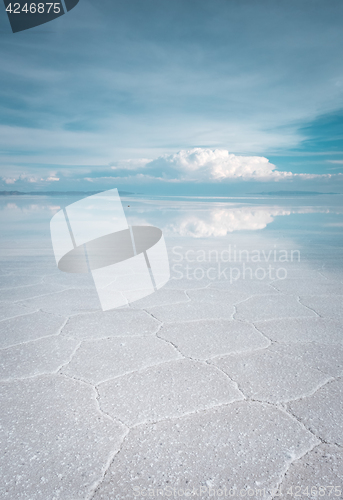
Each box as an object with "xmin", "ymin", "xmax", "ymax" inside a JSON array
[
  {"xmin": 186, "ymin": 288, "xmax": 249, "ymax": 305},
  {"xmin": 92, "ymin": 402, "xmax": 318, "ymax": 500},
  {"xmin": 130, "ymin": 288, "xmax": 190, "ymax": 308},
  {"xmin": 212, "ymin": 349, "xmax": 331, "ymax": 403},
  {"xmin": 299, "ymin": 295, "xmax": 343, "ymax": 320},
  {"xmin": 288, "ymin": 379, "xmax": 343, "ymax": 446},
  {"xmin": 0, "ymin": 311, "xmax": 67, "ymax": 349},
  {"xmin": 1, "ymin": 197, "xmax": 343, "ymax": 500},
  {"xmin": 21, "ymin": 288, "xmax": 102, "ymax": 316},
  {"xmin": 273, "ymin": 279, "xmax": 343, "ymax": 296},
  {"xmin": 0, "ymin": 260, "xmax": 57, "ymax": 277},
  {"xmin": 61, "ymin": 336, "xmax": 182, "ymax": 384},
  {"xmin": 0, "ymin": 274, "xmax": 43, "ymax": 289},
  {"xmin": 235, "ymin": 295, "xmax": 316, "ymax": 322},
  {"xmin": 279, "ymin": 444, "xmax": 343, "ymax": 494},
  {"xmin": 159, "ymin": 319, "xmax": 270, "ymax": 359},
  {"xmin": 0, "ymin": 302, "xmax": 38, "ymax": 322},
  {"xmin": 254, "ymin": 317, "xmax": 343, "ymax": 345},
  {"xmin": 209, "ymin": 279, "xmax": 280, "ymax": 295},
  {"xmin": 98, "ymin": 359, "xmax": 244, "ymax": 426},
  {"xmin": 146, "ymin": 300, "xmax": 235, "ymax": 322},
  {"xmin": 61, "ymin": 308, "xmax": 160, "ymax": 340},
  {"xmin": 0, "ymin": 335, "xmax": 80, "ymax": 380},
  {"xmin": 0, "ymin": 375, "xmax": 127, "ymax": 500},
  {"xmin": 269, "ymin": 343, "xmax": 343, "ymax": 377},
  {"xmin": 0, "ymin": 283, "xmax": 68, "ymax": 302}
]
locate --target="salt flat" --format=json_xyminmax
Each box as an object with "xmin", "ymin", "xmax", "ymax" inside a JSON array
[{"xmin": 0, "ymin": 195, "xmax": 342, "ymax": 500}]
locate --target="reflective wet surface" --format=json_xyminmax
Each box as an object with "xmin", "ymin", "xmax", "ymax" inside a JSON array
[{"xmin": 0, "ymin": 194, "xmax": 342, "ymax": 500}]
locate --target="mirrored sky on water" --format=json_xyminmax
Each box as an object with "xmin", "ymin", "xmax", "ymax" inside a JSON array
[{"xmin": 0, "ymin": 195, "xmax": 343, "ymax": 262}]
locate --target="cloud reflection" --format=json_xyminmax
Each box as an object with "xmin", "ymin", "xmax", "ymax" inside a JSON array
[{"xmin": 163, "ymin": 207, "xmax": 292, "ymax": 237}]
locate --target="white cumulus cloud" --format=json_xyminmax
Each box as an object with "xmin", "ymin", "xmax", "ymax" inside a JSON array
[{"xmin": 110, "ymin": 148, "xmax": 331, "ymax": 182}]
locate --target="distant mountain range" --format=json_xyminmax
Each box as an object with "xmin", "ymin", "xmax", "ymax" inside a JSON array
[
  {"xmin": 0, "ymin": 190, "xmax": 135, "ymax": 196},
  {"xmin": 253, "ymin": 191, "xmax": 339, "ymax": 196},
  {"xmin": 0, "ymin": 190, "xmax": 339, "ymax": 197}
]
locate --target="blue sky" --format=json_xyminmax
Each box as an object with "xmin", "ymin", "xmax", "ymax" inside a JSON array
[{"xmin": 0, "ymin": 0, "xmax": 343, "ymax": 193}]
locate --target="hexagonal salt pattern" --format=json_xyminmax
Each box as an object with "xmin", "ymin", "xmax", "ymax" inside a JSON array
[
  {"xmin": 0, "ymin": 302, "xmax": 37, "ymax": 322},
  {"xmin": 299, "ymin": 296, "xmax": 343, "ymax": 321},
  {"xmin": 163, "ymin": 277, "xmax": 212, "ymax": 290},
  {"xmin": 254, "ymin": 317, "xmax": 343, "ymax": 344},
  {"xmin": 98, "ymin": 359, "xmax": 244, "ymax": 426},
  {"xmin": 273, "ymin": 279, "xmax": 343, "ymax": 296},
  {"xmin": 61, "ymin": 309, "xmax": 160, "ymax": 340},
  {"xmin": 212, "ymin": 349, "xmax": 331, "ymax": 403},
  {"xmin": 92, "ymin": 402, "xmax": 319, "ymax": 500},
  {"xmin": 0, "ymin": 259, "xmax": 57, "ymax": 277},
  {"xmin": 288, "ymin": 379, "xmax": 343, "ymax": 446},
  {"xmin": 235, "ymin": 295, "xmax": 316, "ymax": 322},
  {"xmin": 146, "ymin": 301, "xmax": 235, "ymax": 322},
  {"xmin": 159, "ymin": 320, "xmax": 270, "ymax": 359},
  {"xmin": 2, "ymin": 213, "xmax": 343, "ymax": 500},
  {"xmin": 130, "ymin": 288, "xmax": 190, "ymax": 308},
  {"xmin": 0, "ymin": 283, "xmax": 67, "ymax": 303},
  {"xmin": 0, "ymin": 311, "xmax": 67, "ymax": 348},
  {"xmin": 279, "ymin": 444, "xmax": 343, "ymax": 497},
  {"xmin": 186, "ymin": 288, "xmax": 248, "ymax": 305},
  {"xmin": 0, "ymin": 375, "xmax": 127, "ymax": 500},
  {"xmin": 21, "ymin": 288, "xmax": 102, "ymax": 316},
  {"xmin": 61, "ymin": 336, "xmax": 182, "ymax": 384},
  {"xmin": 0, "ymin": 336, "xmax": 80, "ymax": 380},
  {"xmin": 269, "ymin": 343, "xmax": 343, "ymax": 377},
  {"xmin": 0, "ymin": 274, "xmax": 43, "ymax": 289},
  {"xmin": 209, "ymin": 279, "xmax": 279, "ymax": 295}
]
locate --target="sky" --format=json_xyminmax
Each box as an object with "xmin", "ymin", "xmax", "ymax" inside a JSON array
[{"xmin": 0, "ymin": 0, "xmax": 343, "ymax": 194}]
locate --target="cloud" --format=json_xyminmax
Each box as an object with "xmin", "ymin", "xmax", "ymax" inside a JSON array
[
  {"xmin": 1, "ymin": 172, "xmax": 60, "ymax": 186},
  {"xmin": 1, "ymin": 0, "xmax": 343, "ymax": 176},
  {"xmin": 110, "ymin": 158, "xmax": 153, "ymax": 170},
  {"xmin": 164, "ymin": 207, "xmax": 291, "ymax": 237},
  {"xmin": 1, "ymin": 202, "xmax": 61, "ymax": 214},
  {"xmin": 0, "ymin": 148, "xmax": 338, "ymax": 192},
  {"xmin": 108, "ymin": 148, "xmax": 331, "ymax": 183},
  {"xmin": 2, "ymin": 174, "xmax": 39, "ymax": 184},
  {"xmin": 131, "ymin": 205, "xmax": 333, "ymax": 238}
]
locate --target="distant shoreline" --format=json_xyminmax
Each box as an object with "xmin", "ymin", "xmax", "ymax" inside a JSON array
[
  {"xmin": 0, "ymin": 190, "xmax": 135, "ymax": 196},
  {"xmin": 251, "ymin": 191, "xmax": 339, "ymax": 196},
  {"xmin": 0, "ymin": 190, "xmax": 340, "ymax": 197}
]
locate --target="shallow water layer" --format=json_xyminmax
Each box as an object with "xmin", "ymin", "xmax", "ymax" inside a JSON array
[
  {"xmin": 0, "ymin": 194, "xmax": 342, "ymax": 500},
  {"xmin": 1, "ymin": 193, "xmax": 342, "ymax": 265}
]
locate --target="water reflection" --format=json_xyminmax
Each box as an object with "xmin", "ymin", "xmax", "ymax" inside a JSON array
[
  {"xmin": 128, "ymin": 205, "xmax": 342, "ymax": 238},
  {"xmin": 1, "ymin": 194, "xmax": 343, "ymax": 240},
  {"xmin": 2, "ymin": 202, "xmax": 61, "ymax": 213},
  {"xmin": 164, "ymin": 207, "xmax": 291, "ymax": 237}
]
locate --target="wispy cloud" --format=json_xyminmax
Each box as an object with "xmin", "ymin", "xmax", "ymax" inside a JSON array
[
  {"xmin": 1, "ymin": 0, "xmax": 343, "ymax": 195},
  {"xmin": 1, "ymin": 0, "xmax": 343, "ymax": 177},
  {"xmin": 1, "ymin": 172, "xmax": 60, "ymax": 185}
]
